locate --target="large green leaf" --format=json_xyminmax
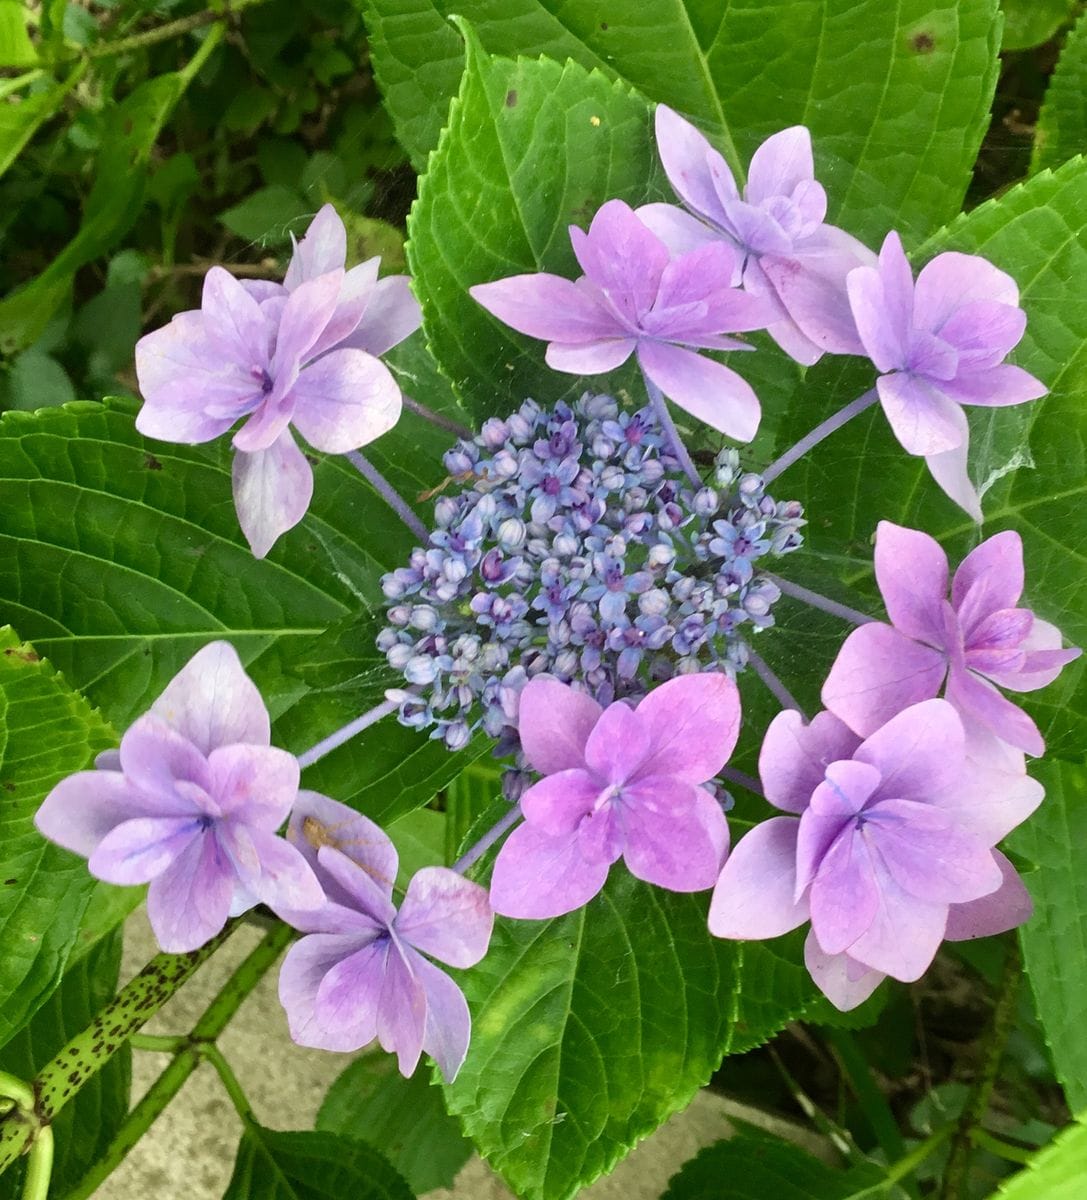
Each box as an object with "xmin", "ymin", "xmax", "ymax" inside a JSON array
[
  {"xmin": 1032, "ymin": 9, "xmax": 1087, "ymax": 175},
  {"xmin": 442, "ymin": 870, "xmax": 819, "ymax": 1200},
  {"xmin": 1006, "ymin": 759, "xmax": 1087, "ymax": 1109},
  {"xmin": 1001, "ymin": 0, "xmax": 1077, "ymax": 51},
  {"xmin": 764, "ymin": 154, "xmax": 1087, "ymax": 756},
  {"xmin": 985, "ymin": 1112, "xmax": 1087, "ymax": 1200},
  {"xmin": 0, "ymin": 930, "xmax": 129, "ymax": 1200},
  {"xmin": 222, "ymin": 1126, "xmax": 414, "ymax": 1200},
  {"xmin": 370, "ymin": 0, "xmax": 1000, "ymax": 242},
  {"xmin": 0, "ymin": 627, "xmax": 113, "ymax": 1048}
]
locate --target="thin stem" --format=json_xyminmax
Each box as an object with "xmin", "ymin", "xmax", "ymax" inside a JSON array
[
  {"xmin": 968, "ymin": 1128, "xmax": 1035, "ymax": 1166},
  {"xmin": 200, "ymin": 1045, "xmax": 257, "ymax": 1125},
  {"xmin": 344, "ymin": 450, "xmax": 431, "ymax": 544},
  {"xmin": 763, "ymin": 572, "xmax": 875, "ymax": 626},
  {"xmin": 129, "ymin": 1033, "xmax": 187, "ymax": 1054},
  {"xmin": 940, "ymin": 939, "xmax": 1022, "ymax": 1200},
  {"xmin": 718, "ymin": 764, "xmax": 764, "ymax": 798},
  {"xmin": 825, "ymin": 1028, "xmax": 906, "ymax": 1166},
  {"xmin": 766, "ymin": 1046, "xmax": 861, "ymax": 1162},
  {"xmin": 0, "ymin": 1074, "xmax": 33, "ymax": 1115},
  {"xmin": 402, "ymin": 393, "xmax": 473, "ymax": 440},
  {"xmin": 67, "ymin": 0, "xmax": 269, "ymax": 61},
  {"xmin": 295, "ymin": 697, "xmax": 399, "ymax": 769},
  {"xmin": 641, "ymin": 373, "xmax": 702, "ymax": 488},
  {"xmin": 60, "ymin": 923, "xmax": 292, "ymax": 1200},
  {"xmin": 453, "ymin": 805, "xmax": 523, "ymax": 874},
  {"xmin": 21, "ymin": 1126, "xmax": 53, "ymax": 1200},
  {"xmin": 746, "ymin": 646, "xmax": 806, "ymax": 717},
  {"xmin": 762, "ymin": 389, "xmax": 879, "ymax": 486},
  {"xmin": 846, "ymin": 1122, "xmax": 957, "ymax": 1199}
]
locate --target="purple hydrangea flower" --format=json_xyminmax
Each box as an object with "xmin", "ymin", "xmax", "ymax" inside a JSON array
[
  {"xmin": 275, "ymin": 793, "xmax": 493, "ymax": 1082},
  {"xmin": 637, "ymin": 106, "xmax": 874, "ymax": 366},
  {"xmin": 35, "ymin": 642, "xmax": 324, "ymax": 952},
  {"xmin": 708, "ymin": 701, "xmax": 1039, "ymax": 1010},
  {"xmin": 135, "ymin": 205, "xmax": 420, "ymax": 558},
  {"xmin": 469, "ymin": 199, "xmax": 772, "ymax": 442},
  {"xmin": 846, "ymin": 232, "xmax": 1047, "ymax": 519},
  {"xmin": 822, "ymin": 522, "xmax": 1080, "ymax": 756},
  {"xmin": 489, "ymin": 674, "xmax": 738, "ymax": 919}
]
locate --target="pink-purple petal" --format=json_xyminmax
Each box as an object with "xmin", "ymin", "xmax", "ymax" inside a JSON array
[
  {"xmin": 316, "ymin": 845, "xmax": 398, "ymax": 927},
  {"xmin": 201, "ymin": 266, "xmax": 274, "ymax": 367},
  {"xmin": 279, "ymin": 933, "xmax": 380, "ymax": 1051},
  {"xmin": 708, "ymin": 816, "xmax": 809, "ymax": 939},
  {"xmin": 809, "ymin": 829, "xmax": 880, "ymax": 956},
  {"xmin": 146, "ymin": 832, "xmax": 237, "ymax": 952},
  {"xmin": 271, "ymin": 269, "xmax": 344, "ymax": 376},
  {"xmin": 950, "ymin": 529, "xmax": 1025, "ymax": 623},
  {"xmin": 394, "ymin": 867, "xmax": 493, "ymax": 968},
  {"xmin": 746, "ymin": 126, "xmax": 817, "ymax": 206},
  {"xmin": 571, "ymin": 200, "xmax": 671, "ymax": 327},
  {"xmin": 219, "ymin": 824, "xmax": 324, "ymax": 913},
  {"xmin": 632, "ymin": 672, "xmax": 741, "ymax": 783},
  {"xmin": 118, "ymin": 715, "xmax": 212, "ymax": 803},
  {"xmin": 340, "ymin": 274, "xmax": 422, "ymax": 357},
  {"xmin": 945, "ymin": 665, "xmax": 1044, "ymax": 756},
  {"xmin": 545, "ymin": 338, "xmax": 637, "ymax": 374},
  {"xmin": 206, "ymin": 743, "xmax": 299, "ymax": 826},
  {"xmin": 940, "ymin": 364, "xmax": 1048, "ymax": 407},
  {"xmin": 854, "ymin": 698, "xmax": 965, "ymax": 800},
  {"xmin": 517, "ymin": 678, "xmax": 601, "ymax": 774},
  {"xmin": 375, "ymin": 943, "xmax": 427, "ymax": 1077},
  {"xmin": 88, "ymin": 816, "xmax": 201, "ymax": 885},
  {"xmin": 844, "ymin": 858, "xmax": 948, "ymax": 982},
  {"xmin": 944, "ymin": 852, "xmax": 1033, "ymax": 941},
  {"xmin": 413, "ymin": 952, "xmax": 472, "ymax": 1083},
  {"xmin": 232, "ymin": 429, "xmax": 314, "ymax": 559},
  {"xmin": 284, "ymin": 204, "xmax": 347, "ymax": 291},
  {"xmin": 520, "ymin": 770, "xmax": 601, "ymax": 836},
  {"xmin": 634, "ymin": 203, "xmax": 721, "ymax": 258},
  {"xmin": 804, "ymin": 932, "xmax": 885, "ymax": 1012},
  {"xmin": 289, "ymin": 348, "xmax": 402, "ymax": 453},
  {"xmin": 654, "ymin": 105, "xmax": 734, "ymax": 224},
  {"xmin": 489, "ymin": 823, "xmax": 610, "ymax": 919},
  {"xmin": 758, "ymin": 709, "xmax": 861, "ymax": 814},
  {"xmin": 758, "ymin": 252, "xmax": 867, "ymax": 356},
  {"xmin": 874, "ymin": 520, "xmax": 950, "ymax": 644},
  {"xmin": 637, "ymin": 340, "xmax": 761, "ymax": 443},
  {"xmin": 924, "ymin": 440, "xmax": 983, "ymax": 523},
  {"xmin": 620, "ymin": 780, "xmax": 727, "ymax": 891},
  {"xmin": 35, "ymin": 771, "xmax": 157, "ymax": 858},
  {"xmin": 876, "ymin": 372, "xmax": 969, "ymax": 456},
  {"xmin": 469, "ymin": 274, "xmax": 620, "ymax": 343},
  {"xmin": 583, "ymin": 700, "xmax": 647, "ymax": 784},
  {"xmin": 913, "ymin": 251, "xmax": 1019, "ymax": 334},
  {"xmin": 986, "ymin": 618, "xmax": 1080, "ymax": 692}
]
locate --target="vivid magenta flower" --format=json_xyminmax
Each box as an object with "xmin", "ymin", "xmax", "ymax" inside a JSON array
[
  {"xmin": 709, "ymin": 702, "xmax": 1039, "ymax": 1010},
  {"xmin": 822, "ymin": 522, "xmax": 1080, "ymax": 756},
  {"xmin": 489, "ymin": 673, "xmax": 738, "ymax": 919},
  {"xmin": 135, "ymin": 205, "xmax": 419, "ymax": 558},
  {"xmin": 276, "ymin": 793, "xmax": 493, "ymax": 1082},
  {"xmin": 637, "ymin": 106, "xmax": 874, "ymax": 366},
  {"xmin": 35, "ymin": 642, "xmax": 323, "ymax": 952},
  {"xmin": 846, "ymin": 232, "xmax": 1046, "ymax": 519},
  {"xmin": 469, "ymin": 199, "xmax": 772, "ymax": 443}
]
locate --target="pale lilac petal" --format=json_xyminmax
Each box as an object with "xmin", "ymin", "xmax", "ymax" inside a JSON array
[
  {"xmin": 987, "ymin": 619, "xmax": 1081, "ymax": 691},
  {"xmin": 118, "ymin": 716, "xmax": 211, "ymax": 803},
  {"xmin": 925, "ymin": 441, "xmax": 983, "ymax": 523},
  {"xmin": 913, "ymin": 252, "xmax": 1019, "ymax": 335},
  {"xmin": 584, "ymin": 700, "xmax": 646, "ymax": 784},
  {"xmin": 844, "ymin": 857, "xmax": 948, "ymax": 981},
  {"xmin": 303, "ymin": 259, "xmax": 378, "ymax": 361},
  {"xmin": 570, "ymin": 200, "xmax": 669, "ymax": 325},
  {"xmin": 875, "ymin": 233, "xmax": 916, "ymax": 358},
  {"xmin": 201, "ymin": 267, "xmax": 275, "ymax": 368},
  {"xmin": 36, "ymin": 771, "xmax": 173, "ymax": 857},
  {"xmin": 759, "ymin": 252, "xmax": 866, "ymax": 356},
  {"xmin": 286, "ymin": 791, "xmax": 398, "ymax": 901},
  {"xmin": 634, "ymin": 203, "xmax": 720, "ymax": 257},
  {"xmin": 576, "ymin": 805, "xmax": 624, "ymax": 865},
  {"xmin": 646, "ymin": 246, "xmax": 767, "ymax": 340},
  {"xmin": 810, "ymin": 829, "xmax": 880, "ymax": 955},
  {"xmin": 708, "ymin": 817, "xmax": 809, "ymax": 939},
  {"xmin": 375, "ymin": 943, "xmax": 427, "ymax": 1077},
  {"xmin": 869, "ymin": 799, "xmax": 1002, "ymax": 903},
  {"xmin": 952, "ymin": 530, "xmax": 1025, "ymax": 632},
  {"xmin": 804, "ymin": 932, "xmax": 885, "ymax": 1012},
  {"xmin": 936, "ymin": 723, "xmax": 1043, "ymax": 842},
  {"xmin": 944, "ymin": 852, "xmax": 1032, "ymax": 940},
  {"xmin": 395, "ymin": 867, "xmax": 493, "ymax": 968},
  {"xmin": 279, "ymin": 933, "xmax": 380, "ymax": 1051},
  {"xmin": 240, "ymin": 280, "xmax": 285, "ymax": 304},
  {"xmin": 546, "ymin": 338, "xmax": 637, "ymax": 374},
  {"xmin": 518, "ymin": 678, "xmax": 602, "ymax": 774},
  {"xmin": 855, "ymin": 698, "xmax": 965, "ymax": 799},
  {"xmin": 340, "ymin": 274, "xmax": 422, "ymax": 356},
  {"xmin": 877, "ymin": 372, "xmax": 969, "ymax": 456},
  {"xmin": 207, "ymin": 743, "xmax": 299, "ymax": 826},
  {"xmin": 489, "ymin": 823, "xmax": 610, "ymax": 919},
  {"xmin": 146, "ymin": 832, "xmax": 236, "ymax": 952},
  {"xmin": 848, "ymin": 266, "xmax": 906, "ymax": 372},
  {"xmin": 620, "ymin": 779, "xmax": 727, "ymax": 891},
  {"xmin": 150, "ymin": 641, "xmax": 270, "ymax": 753},
  {"xmin": 941, "ymin": 363, "xmax": 1048, "ymax": 407},
  {"xmin": 284, "ymin": 204, "xmax": 347, "ymax": 290},
  {"xmin": 637, "ymin": 340, "xmax": 761, "ymax": 443},
  {"xmin": 271, "ymin": 270, "xmax": 344, "ymax": 378},
  {"xmin": 874, "ymin": 520, "xmax": 950, "ymax": 644},
  {"xmin": 798, "ymin": 761, "xmax": 881, "ymax": 897},
  {"xmin": 470, "ymin": 274, "xmax": 620, "ymax": 342},
  {"xmin": 232, "ymin": 430, "xmax": 314, "ymax": 559},
  {"xmin": 89, "ymin": 816, "xmax": 202, "ymax": 884},
  {"xmin": 318, "ymin": 941, "xmax": 392, "ymax": 1052},
  {"xmin": 520, "ymin": 770, "xmax": 601, "ymax": 836},
  {"xmin": 289, "ymin": 348, "xmax": 402, "ymax": 453},
  {"xmin": 231, "ymin": 395, "xmax": 295, "ymax": 454},
  {"xmin": 746, "ymin": 127, "xmax": 816, "ymax": 206},
  {"xmin": 821, "ymin": 624, "xmax": 947, "ymax": 738},
  {"xmin": 654, "ymin": 105, "xmax": 734, "ymax": 223},
  {"xmin": 939, "ymin": 301, "xmax": 1026, "ymax": 368},
  {"xmin": 945, "ymin": 665, "xmax": 1044, "ymax": 756},
  {"xmin": 413, "ymin": 953, "xmax": 472, "ymax": 1083},
  {"xmin": 758, "ymin": 709, "xmax": 861, "ymax": 814},
  {"xmin": 317, "ymin": 845, "xmax": 398, "ymax": 926},
  {"xmin": 633, "ymin": 672, "xmax": 741, "ymax": 784},
  {"xmin": 219, "ymin": 824, "xmax": 323, "ymax": 912},
  {"xmin": 717, "ymin": 193, "xmax": 793, "ymax": 255}
]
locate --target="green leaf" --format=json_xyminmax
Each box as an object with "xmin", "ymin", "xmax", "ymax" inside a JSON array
[
  {"xmin": 1001, "ymin": 0, "xmax": 1076, "ymax": 51},
  {"xmin": 986, "ymin": 1112, "xmax": 1087, "ymax": 1200},
  {"xmin": 442, "ymin": 871, "xmax": 819, "ymax": 1200},
  {"xmin": 662, "ymin": 1129, "xmax": 884, "ymax": 1200},
  {"xmin": 0, "ymin": 930, "xmax": 129, "ymax": 1200},
  {"xmin": 0, "ymin": 67, "xmax": 83, "ymax": 181},
  {"xmin": 0, "ymin": 0, "xmax": 38, "ymax": 66},
  {"xmin": 219, "ymin": 184, "xmax": 311, "ymax": 246},
  {"xmin": 1006, "ymin": 759, "xmax": 1087, "ymax": 1109},
  {"xmin": 371, "ymin": 0, "xmax": 1000, "ymax": 241},
  {"xmin": 0, "ymin": 627, "xmax": 114, "ymax": 1048},
  {"xmin": 2, "ymin": 351, "xmax": 76, "ymax": 410},
  {"xmin": 222, "ymin": 1126, "xmax": 414, "ymax": 1200},
  {"xmin": 1032, "ymin": 9, "xmax": 1087, "ymax": 175},
  {"xmin": 317, "ymin": 1057, "xmax": 472, "ymax": 1193}
]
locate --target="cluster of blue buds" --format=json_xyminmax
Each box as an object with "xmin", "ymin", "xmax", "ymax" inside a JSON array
[{"xmin": 377, "ymin": 393, "xmax": 804, "ymax": 760}]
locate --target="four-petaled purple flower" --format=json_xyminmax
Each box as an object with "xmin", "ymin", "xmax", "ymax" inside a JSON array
[
  {"xmin": 489, "ymin": 674, "xmax": 739, "ymax": 919},
  {"xmin": 35, "ymin": 643, "xmax": 324, "ymax": 952},
  {"xmin": 709, "ymin": 701, "xmax": 1039, "ymax": 1010},
  {"xmin": 846, "ymin": 232, "xmax": 1047, "ymax": 519},
  {"xmin": 135, "ymin": 205, "xmax": 421, "ymax": 557},
  {"xmin": 470, "ymin": 199, "xmax": 772, "ymax": 443},
  {"xmin": 822, "ymin": 522, "xmax": 1080, "ymax": 756},
  {"xmin": 276, "ymin": 793, "xmax": 493, "ymax": 1082},
  {"xmin": 638, "ymin": 106, "xmax": 874, "ymax": 365}
]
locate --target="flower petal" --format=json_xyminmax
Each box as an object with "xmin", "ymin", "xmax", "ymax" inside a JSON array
[
  {"xmin": 809, "ymin": 827, "xmax": 880, "ymax": 956},
  {"xmin": 201, "ymin": 266, "xmax": 275, "ymax": 369},
  {"xmin": 570, "ymin": 200, "xmax": 670, "ymax": 326},
  {"xmin": 940, "ymin": 363, "xmax": 1048, "ymax": 408},
  {"xmin": 944, "ymin": 851, "xmax": 1032, "ymax": 941},
  {"xmin": 637, "ymin": 340, "xmax": 761, "ymax": 443},
  {"xmin": 986, "ymin": 618, "xmax": 1081, "ymax": 692},
  {"xmin": 759, "ymin": 252, "xmax": 866, "ymax": 356},
  {"xmin": 279, "ymin": 932, "xmax": 379, "ymax": 1051},
  {"xmin": 118, "ymin": 716, "xmax": 211, "ymax": 803},
  {"xmin": 632, "ymin": 672, "xmax": 741, "ymax": 783},
  {"xmin": 634, "ymin": 203, "xmax": 721, "ymax": 257},
  {"xmin": 951, "ymin": 529, "xmax": 1024, "ymax": 626},
  {"xmin": 925, "ymin": 439, "xmax": 983, "ymax": 523},
  {"xmin": 877, "ymin": 372, "xmax": 969, "ymax": 456},
  {"xmin": 517, "ymin": 678, "xmax": 602, "ymax": 774},
  {"xmin": 376, "ymin": 942, "xmax": 427, "ymax": 1077},
  {"xmin": 583, "ymin": 700, "xmax": 648, "ymax": 785},
  {"xmin": 758, "ymin": 709, "xmax": 861, "ymax": 814},
  {"xmin": 303, "ymin": 258, "xmax": 378, "ymax": 361},
  {"xmin": 232, "ymin": 429, "xmax": 314, "ymax": 559},
  {"xmin": 470, "ymin": 274, "xmax": 620, "ymax": 342},
  {"xmin": 854, "ymin": 698, "xmax": 965, "ymax": 800},
  {"xmin": 89, "ymin": 816, "xmax": 202, "ymax": 884},
  {"xmin": 489, "ymin": 823, "xmax": 610, "ymax": 919},
  {"xmin": 545, "ymin": 338, "xmax": 638, "ymax": 374},
  {"xmin": 804, "ymin": 932, "xmax": 885, "ymax": 1012},
  {"xmin": 913, "ymin": 251, "xmax": 1019, "ymax": 334},
  {"xmin": 219, "ymin": 824, "xmax": 324, "ymax": 912},
  {"xmin": 286, "ymin": 792, "xmax": 399, "ymax": 903},
  {"xmin": 271, "ymin": 269, "xmax": 344, "ymax": 378},
  {"xmin": 520, "ymin": 770, "xmax": 601, "ymax": 836},
  {"xmin": 654, "ymin": 105, "xmax": 735, "ymax": 225},
  {"xmin": 35, "ymin": 771, "xmax": 158, "ymax": 858},
  {"xmin": 340, "ymin": 274, "xmax": 422, "ymax": 357},
  {"xmin": 708, "ymin": 816, "xmax": 809, "ymax": 939},
  {"xmin": 746, "ymin": 126, "xmax": 817, "ymax": 206},
  {"xmin": 289, "ymin": 348, "xmax": 402, "ymax": 453},
  {"xmin": 316, "ymin": 844, "xmax": 398, "ymax": 927},
  {"xmin": 395, "ymin": 867, "xmax": 493, "ymax": 968},
  {"xmin": 207, "ymin": 743, "xmax": 299, "ymax": 826},
  {"xmin": 146, "ymin": 832, "xmax": 237, "ymax": 952},
  {"xmin": 844, "ymin": 856, "xmax": 948, "ymax": 982},
  {"xmin": 620, "ymin": 779, "xmax": 728, "ymax": 892},
  {"xmin": 414, "ymin": 952, "xmax": 472, "ymax": 1083},
  {"xmin": 945, "ymin": 665, "xmax": 1044, "ymax": 756},
  {"xmin": 284, "ymin": 205, "xmax": 347, "ymax": 290},
  {"xmin": 874, "ymin": 520, "xmax": 950, "ymax": 645}
]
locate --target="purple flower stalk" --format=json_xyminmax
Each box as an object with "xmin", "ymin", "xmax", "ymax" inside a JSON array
[
  {"xmin": 135, "ymin": 205, "xmax": 421, "ymax": 557},
  {"xmin": 638, "ymin": 106, "xmax": 874, "ymax": 365},
  {"xmin": 822, "ymin": 521, "xmax": 1080, "ymax": 756},
  {"xmin": 470, "ymin": 199, "xmax": 772, "ymax": 443},
  {"xmin": 276, "ymin": 793, "xmax": 493, "ymax": 1082},
  {"xmin": 709, "ymin": 701, "xmax": 1040, "ymax": 1010},
  {"xmin": 35, "ymin": 643, "xmax": 324, "ymax": 952},
  {"xmin": 846, "ymin": 232, "xmax": 1047, "ymax": 519},
  {"xmin": 489, "ymin": 674, "xmax": 738, "ymax": 919}
]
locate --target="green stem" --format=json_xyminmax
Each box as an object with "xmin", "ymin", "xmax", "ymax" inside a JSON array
[
  {"xmin": 940, "ymin": 939, "xmax": 1023, "ymax": 1200},
  {"xmin": 825, "ymin": 1028, "xmax": 907, "ymax": 1163},
  {"xmin": 0, "ymin": 924, "xmax": 235, "ymax": 1175},
  {"xmin": 200, "ymin": 1045, "xmax": 257, "ymax": 1126},
  {"xmin": 847, "ymin": 1122, "xmax": 957, "ymax": 1199},
  {"xmin": 767, "ymin": 1046, "xmax": 862, "ymax": 1163},
  {"xmin": 128, "ymin": 1033, "xmax": 187, "ymax": 1054},
  {"xmin": 968, "ymin": 1128, "xmax": 1036, "ymax": 1166},
  {"xmin": 73, "ymin": 0, "xmax": 270, "ymax": 61},
  {"xmin": 60, "ymin": 923, "xmax": 292, "ymax": 1200},
  {"xmin": 20, "ymin": 1126, "xmax": 53, "ymax": 1200}
]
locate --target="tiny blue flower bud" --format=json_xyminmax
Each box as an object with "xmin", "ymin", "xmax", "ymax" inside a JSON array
[
  {"xmin": 694, "ymin": 487, "xmax": 719, "ymax": 516},
  {"xmin": 433, "ymin": 496, "xmax": 459, "ymax": 528}
]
